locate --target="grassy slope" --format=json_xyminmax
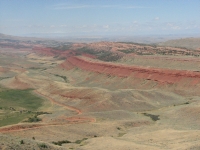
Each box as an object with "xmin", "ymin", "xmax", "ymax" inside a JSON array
[
  {"xmin": 0, "ymin": 87, "xmax": 44, "ymax": 127},
  {"xmin": 0, "ymin": 89, "xmax": 43, "ymax": 110},
  {"xmin": 158, "ymin": 38, "xmax": 200, "ymax": 50}
]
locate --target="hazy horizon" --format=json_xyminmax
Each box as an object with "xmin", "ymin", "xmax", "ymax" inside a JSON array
[{"xmin": 0, "ymin": 0, "xmax": 200, "ymax": 38}]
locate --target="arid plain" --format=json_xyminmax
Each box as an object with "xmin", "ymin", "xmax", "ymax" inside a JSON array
[{"xmin": 0, "ymin": 35, "xmax": 200, "ymax": 149}]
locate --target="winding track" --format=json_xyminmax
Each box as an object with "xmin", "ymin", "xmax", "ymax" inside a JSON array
[
  {"xmin": 35, "ymin": 90, "xmax": 82, "ymax": 115},
  {"xmin": 35, "ymin": 90, "xmax": 96, "ymax": 123},
  {"xmin": 0, "ymin": 90, "xmax": 96, "ymax": 133}
]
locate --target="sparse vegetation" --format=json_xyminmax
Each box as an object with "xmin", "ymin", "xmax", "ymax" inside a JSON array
[
  {"xmin": 97, "ymin": 51, "xmax": 121, "ymax": 61},
  {"xmin": 29, "ymin": 67, "xmax": 43, "ymax": 70},
  {"xmin": 38, "ymin": 143, "xmax": 48, "ymax": 148},
  {"xmin": 52, "ymin": 140, "xmax": 71, "ymax": 146},
  {"xmin": 54, "ymin": 74, "xmax": 68, "ymax": 83},
  {"xmin": 118, "ymin": 133, "xmax": 126, "ymax": 137},
  {"xmin": 25, "ymin": 111, "xmax": 51, "ymax": 122},
  {"xmin": 58, "ymin": 57, "xmax": 66, "ymax": 60},
  {"xmin": 118, "ymin": 42, "xmax": 149, "ymax": 46},
  {"xmin": 52, "ymin": 138, "xmax": 88, "ymax": 146},
  {"xmin": 75, "ymin": 138, "xmax": 88, "ymax": 144},
  {"xmin": 26, "ymin": 116, "xmax": 42, "ymax": 122},
  {"xmin": 142, "ymin": 113, "xmax": 160, "ymax": 121},
  {"xmin": 119, "ymin": 49, "xmax": 135, "ymax": 54},
  {"xmin": 118, "ymin": 41, "xmax": 200, "ymax": 56},
  {"xmin": 117, "ymin": 127, "xmax": 121, "ymax": 130},
  {"xmin": 76, "ymin": 47, "xmax": 99, "ymax": 55},
  {"xmin": 76, "ymin": 47, "xmax": 122, "ymax": 61},
  {"xmin": 20, "ymin": 140, "xmax": 24, "ymax": 144},
  {"xmin": 0, "ymin": 77, "xmax": 10, "ymax": 80},
  {"xmin": 52, "ymin": 44, "xmax": 72, "ymax": 51}
]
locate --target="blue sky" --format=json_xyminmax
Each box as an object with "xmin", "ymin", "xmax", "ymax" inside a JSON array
[{"xmin": 0, "ymin": 0, "xmax": 199, "ymax": 37}]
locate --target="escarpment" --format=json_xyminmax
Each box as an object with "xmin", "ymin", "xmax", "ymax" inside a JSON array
[{"xmin": 63, "ymin": 56, "xmax": 200, "ymax": 85}]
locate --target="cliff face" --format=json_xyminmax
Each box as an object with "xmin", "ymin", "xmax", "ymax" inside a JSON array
[
  {"xmin": 64, "ymin": 56, "xmax": 200, "ymax": 86},
  {"xmin": 32, "ymin": 44, "xmax": 200, "ymax": 96}
]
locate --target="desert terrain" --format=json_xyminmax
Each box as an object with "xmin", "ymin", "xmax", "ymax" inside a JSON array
[{"xmin": 0, "ymin": 34, "xmax": 200, "ymax": 149}]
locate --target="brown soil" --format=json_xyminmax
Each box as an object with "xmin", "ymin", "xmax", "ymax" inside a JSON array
[{"xmin": 1, "ymin": 75, "xmax": 31, "ymax": 89}]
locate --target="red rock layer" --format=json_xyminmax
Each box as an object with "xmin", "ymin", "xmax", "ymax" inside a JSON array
[
  {"xmin": 32, "ymin": 47, "xmax": 55, "ymax": 56},
  {"xmin": 66, "ymin": 56, "xmax": 200, "ymax": 85}
]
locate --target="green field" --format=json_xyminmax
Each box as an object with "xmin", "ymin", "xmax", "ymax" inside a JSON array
[{"xmin": 0, "ymin": 87, "xmax": 45, "ymax": 127}]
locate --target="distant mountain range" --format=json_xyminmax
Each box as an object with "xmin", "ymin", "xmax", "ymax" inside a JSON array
[{"xmin": 0, "ymin": 33, "xmax": 200, "ymax": 50}]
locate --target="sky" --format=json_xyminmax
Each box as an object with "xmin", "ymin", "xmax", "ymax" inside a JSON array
[{"xmin": 0, "ymin": 0, "xmax": 200, "ymax": 37}]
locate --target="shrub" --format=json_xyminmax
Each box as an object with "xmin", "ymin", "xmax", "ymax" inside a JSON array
[
  {"xmin": 38, "ymin": 143, "xmax": 48, "ymax": 148},
  {"xmin": 27, "ymin": 116, "xmax": 41, "ymax": 122},
  {"xmin": 20, "ymin": 140, "xmax": 24, "ymax": 144},
  {"xmin": 142, "ymin": 113, "xmax": 160, "ymax": 121},
  {"xmin": 117, "ymin": 127, "xmax": 121, "ymax": 130},
  {"xmin": 75, "ymin": 138, "xmax": 88, "ymax": 144},
  {"xmin": 52, "ymin": 140, "xmax": 71, "ymax": 146}
]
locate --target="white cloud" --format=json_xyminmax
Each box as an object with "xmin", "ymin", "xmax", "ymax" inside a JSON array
[
  {"xmin": 99, "ymin": 5, "xmax": 152, "ymax": 9},
  {"xmin": 103, "ymin": 25, "xmax": 109, "ymax": 29},
  {"xmin": 133, "ymin": 21, "xmax": 138, "ymax": 24},
  {"xmin": 99, "ymin": 5, "xmax": 120, "ymax": 8},
  {"xmin": 50, "ymin": 3, "xmax": 153, "ymax": 10},
  {"xmin": 60, "ymin": 25, "xmax": 68, "ymax": 27},
  {"xmin": 50, "ymin": 25, "xmax": 55, "ymax": 28},
  {"xmin": 171, "ymin": 26, "xmax": 181, "ymax": 30},
  {"xmin": 166, "ymin": 23, "xmax": 173, "ymax": 26},
  {"xmin": 165, "ymin": 22, "xmax": 181, "ymax": 30},
  {"xmin": 25, "ymin": 25, "xmax": 46, "ymax": 28},
  {"xmin": 125, "ymin": 6, "xmax": 153, "ymax": 9},
  {"xmin": 52, "ymin": 4, "xmax": 91, "ymax": 10},
  {"xmin": 154, "ymin": 17, "xmax": 160, "ymax": 20}
]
